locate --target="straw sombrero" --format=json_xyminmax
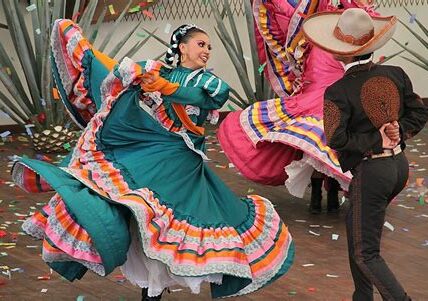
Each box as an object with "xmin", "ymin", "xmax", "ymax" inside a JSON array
[{"xmin": 302, "ymin": 8, "xmax": 397, "ymax": 56}]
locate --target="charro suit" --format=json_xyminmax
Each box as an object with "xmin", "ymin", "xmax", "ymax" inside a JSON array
[{"xmin": 324, "ymin": 62, "xmax": 428, "ymax": 301}]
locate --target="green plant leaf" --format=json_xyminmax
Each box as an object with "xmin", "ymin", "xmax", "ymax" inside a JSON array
[
  {"xmin": 142, "ymin": 27, "xmax": 170, "ymax": 48},
  {"xmin": 119, "ymin": 28, "xmax": 158, "ymax": 61},
  {"xmin": 214, "ymin": 27, "xmax": 255, "ymax": 103},
  {"xmin": 98, "ymin": 0, "xmax": 134, "ymax": 52},
  {"xmin": 393, "ymin": 38, "xmax": 428, "ymax": 67},
  {"xmin": 400, "ymin": 55, "xmax": 428, "ymax": 71},
  {"xmin": 403, "ymin": 7, "xmax": 428, "ymax": 39},
  {"xmin": 398, "ymin": 19, "xmax": 428, "ymax": 49},
  {"xmin": 89, "ymin": 5, "xmax": 107, "ymax": 43},
  {"xmin": 109, "ymin": 20, "xmax": 144, "ymax": 58}
]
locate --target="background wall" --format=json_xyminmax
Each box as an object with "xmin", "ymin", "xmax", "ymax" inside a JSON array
[{"xmin": 0, "ymin": 3, "xmax": 427, "ymax": 125}]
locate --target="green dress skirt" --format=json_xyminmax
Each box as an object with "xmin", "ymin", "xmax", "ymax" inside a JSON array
[{"xmin": 12, "ymin": 19, "xmax": 294, "ymax": 298}]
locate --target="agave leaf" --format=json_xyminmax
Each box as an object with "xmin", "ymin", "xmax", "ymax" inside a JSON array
[
  {"xmin": 0, "ymin": 103, "xmax": 25, "ymax": 125},
  {"xmin": 0, "ymin": 68, "xmax": 33, "ymax": 117},
  {"xmin": 72, "ymin": 0, "xmax": 82, "ymax": 21},
  {"xmin": 393, "ymin": 38, "xmax": 428, "ymax": 66},
  {"xmin": 400, "ymin": 55, "xmax": 428, "ymax": 72},
  {"xmin": 89, "ymin": 5, "xmax": 107, "ymax": 43},
  {"xmin": 376, "ymin": 49, "xmax": 405, "ymax": 65},
  {"xmin": 228, "ymin": 94, "xmax": 247, "ymax": 109},
  {"xmin": 41, "ymin": 2, "xmax": 54, "ymax": 125},
  {"xmin": 403, "ymin": 7, "xmax": 428, "ymax": 39},
  {"xmin": 52, "ymin": 0, "xmax": 66, "ymax": 22},
  {"xmin": 209, "ymin": 1, "xmax": 240, "ymax": 61},
  {"xmin": 398, "ymin": 19, "xmax": 428, "ymax": 50},
  {"xmin": 243, "ymin": 0, "xmax": 264, "ymax": 100},
  {"xmin": 0, "ymin": 43, "xmax": 34, "ymax": 111},
  {"xmin": 119, "ymin": 28, "xmax": 158, "ymax": 61},
  {"xmin": 15, "ymin": 0, "xmax": 37, "ymax": 68},
  {"xmin": 109, "ymin": 20, "xmax": 144, "ymax": 58},
  {"xmin": 3, "ymin": 0, "xmax": 42, "ymax": 112},
  {"xmin": 214, "ymin": 27, "xmax": 255, "ymax": 103},
  {"xmin": 154, "ymin": 51, "xmax": 167, "ymax": 62},
  {"xmin": 0, "ymin": 89, "xmax": 29, "ymax": 122},
  {"xmin": 79, "ymin": 0, "xmax": 98, "ymax": 35},
  {"xmin": 229, "ymin": 86, "xmax": 248, "ymax": 107},
  {"xmin": 99, "ymin": 0, "xmax": 134, "ymax": 52},
  {"xmin": 30, "ymin": 1, "xmax": 43, "ymax": 81},
  {"xmin": 13, "ymin": 0, "xmax": 38, "ymax": 84},
  {"xmin": 142, "ymin": 27, "xmax": 170, "ymax": 48},
  {"xmin": 223, "ymin": 0, "xmax": 246, "ymax": 74}
]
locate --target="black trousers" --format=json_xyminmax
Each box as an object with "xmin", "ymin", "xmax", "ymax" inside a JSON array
[{"xmin": 346, "ymin": 153, "xmax": 411, "ymax": 301}]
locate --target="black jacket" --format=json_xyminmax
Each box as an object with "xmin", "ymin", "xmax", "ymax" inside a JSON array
[{"xmin": 324, "ymin": 62, "xmax": 428, "ymax": 173}]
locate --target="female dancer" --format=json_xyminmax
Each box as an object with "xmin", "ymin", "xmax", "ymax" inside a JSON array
[
  {"xmin": 12, "ymin": 21, "xmax": 294, "ymax": 300},
  {"xmin": 218, "ymin": 0, "xmax": 377, "ymax": 199}
]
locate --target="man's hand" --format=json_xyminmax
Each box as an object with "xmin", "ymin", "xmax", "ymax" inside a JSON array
[
  {"xmin": 380, "ymin": 123, "xmax": 399, "ymax": 149},
  {"xmin": 384, "ymin": 120, "xmax": 400, "ymax": 145}
]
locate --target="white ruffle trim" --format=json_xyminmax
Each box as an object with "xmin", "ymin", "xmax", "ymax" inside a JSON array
[{"xmin": 120, "ymin": 221, "xmax": 222, "ymax": 297}]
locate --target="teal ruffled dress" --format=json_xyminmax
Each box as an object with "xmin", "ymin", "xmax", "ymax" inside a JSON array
[{"xmin": 12, "ymin": 19, "xmax": 294, "ymax": 298}]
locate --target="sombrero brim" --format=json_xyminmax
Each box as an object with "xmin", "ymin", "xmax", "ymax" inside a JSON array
[{"xmin": 302, "ymin": 11, "xmax": 397, "ymax": 56}]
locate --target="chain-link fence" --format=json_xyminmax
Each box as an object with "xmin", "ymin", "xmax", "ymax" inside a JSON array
[
  {"xmin": 123, "ymin": 0, "xmax": 244, "ymax": 21},
  {"xmin": 375, "ymin": 0, "xmax": 426, "ymax": 6},
  {"xmin": 122, "ymin": 0, "xmax": 425, "ymax": 22}
]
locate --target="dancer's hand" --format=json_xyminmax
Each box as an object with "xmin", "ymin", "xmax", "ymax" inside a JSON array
[
  {"xmin": 384, "ymin": 121, "xmax": 400, "ymax": 141},
  {"xmin": 140, "ymin": 71, "xmax": 178, "ymax": 95},
  {"xmin": 379, "ymin": 123, "xmax": 399, "ymax": 149}
]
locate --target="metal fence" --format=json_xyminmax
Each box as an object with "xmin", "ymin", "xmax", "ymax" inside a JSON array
[
  {"xmin": 123, "ymin": 0, "xmax": 244, "ymax": 21},
  {"xmin": 122, "ymin": 0, "xmax": 425, "ymax": 22}
]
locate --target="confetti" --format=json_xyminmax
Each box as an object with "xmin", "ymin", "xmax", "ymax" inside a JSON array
[
  {"xmin": 302, "ymin": 263, "xmax": 315, "ymax": 267},
  {"xmin": 326, "ymin": 274, "xmax": 339, "ymax": 278},
  {"xmin": 409, "ymin": 13, "xmax": 416, "ymax": 24},
  {"xmin": 41, "ymin": 288, "xmax": 48, "ymax": 293},
  {"xmin": 227, "ymin": 104, "xmax": 236, "ymax": 112},
  {"xmin": 128, "ymin": 5, "xmax": 141, "ymax": 13},
  {"xmin": 0, "ymin": 131, "xmax": 11, "ymax": 138},
  {"xmin": 383, "ymin": 221, "xmax": 394, "ymax": 231},
  {"xmin": 309, "ymin": 230, "xmax": 320, "ymax": 236},
  {"xmin": 26, "ymin": 4, "xmax": 37, "ymax": 11},
  {"xmin": 332, "ymin": 234, "xmax": 339, "ymax": 240},
  {"xmin": 143, "ymin": 10, "xmax": 154, "ymax": 18},
  {"xmin": 108, "ymin": 4, "xmax": 116, "ymax": 15},
  {"xmin": 164, "ymin": 23, "xmax": 172, "ymax": 34},
  {"xmin": 35, "ymin": 28, "xmax": 41, "ymax": 35},
  {"xmin": 295, "ymin": 219, "xmax": 306, "ymax": 223},
  {"xmin": 258, "ymin": 62, "xmax": 267, "ymax": 74}
]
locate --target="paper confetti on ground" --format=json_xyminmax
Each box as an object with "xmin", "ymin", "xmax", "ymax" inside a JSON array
[{"xmin": 384, "ymin": 221, "xmax": 394, "ymax": 231}]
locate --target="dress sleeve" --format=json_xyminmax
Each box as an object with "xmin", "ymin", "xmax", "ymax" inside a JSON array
[
  {"xmin": 163, "ymin": 72, "xmax": 230, "ymax": 110},
  {"xmin": 51, "ymin": 19, "xmax": 117, "ymax": 128}
]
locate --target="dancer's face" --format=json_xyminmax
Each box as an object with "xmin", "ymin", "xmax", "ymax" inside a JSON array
[{"xmin": 179, "ymin": 32, "xmax": 211, "ymax": 70}]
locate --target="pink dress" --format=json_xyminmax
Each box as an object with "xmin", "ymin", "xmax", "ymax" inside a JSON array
[{"xmin": 218, "ymin": 0, "xmax": 376, "ymax": 197}]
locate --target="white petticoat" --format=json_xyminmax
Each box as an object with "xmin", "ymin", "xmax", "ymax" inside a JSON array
[{"xmin": 120, "ymin": 221, "xmax": 223, "ymax": 297}]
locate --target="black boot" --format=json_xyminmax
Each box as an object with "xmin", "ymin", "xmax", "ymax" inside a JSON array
[
  {"xmin": 141, "ymin": 288, "xmax": 148, "ymax": 301},
  {"xmin": 309, "ymin": 178, "xmax": 323, "ymax": 214},
  {"xmin": 142, "ymin": 288, "xmax": 163, "ymax": 301},
  {"xmin": 327, "ymin": 178, "xmax": 340, "ymax": 213}
]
